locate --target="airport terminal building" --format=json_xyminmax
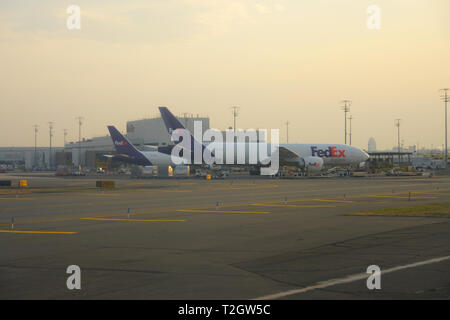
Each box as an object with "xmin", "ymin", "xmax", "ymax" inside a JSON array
[
  {"xmin": 0, "ymin": 113, "xmax": 210, "ymax": 171},
  {"xmin": 65, "ymin": 114, "xmax": 210, "ymax": 168},
  {"xmin": 0, "ymin": 147, "xmax": 64, "ymax": 170},
  {"xmin": 126, "ymin": 114, "xmax": 210, "ymax": 147}
]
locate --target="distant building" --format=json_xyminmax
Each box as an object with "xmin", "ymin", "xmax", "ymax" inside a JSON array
[
  {"xmin": 1, "ymin": 113, "xmax": 211, "ymax": 170},
  {"xmin": 0, "ymin": 147, "xmax": 63, "ymax": 170},
  {"xmin": 65, "ymin": 114, "xmax": 210, "ymax": 167},
  {"xmin": 368, "ymin": 137, "xmax": 377, "ymax": 152},
  {"xmin": 126, "ymin": 114, "xmax": 210, "ymax": 147},
  {"xmin": 64, "ymin": 136, "xmax": 115, "ymax": 167}
]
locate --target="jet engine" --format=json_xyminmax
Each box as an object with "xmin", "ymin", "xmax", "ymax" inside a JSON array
[
  {"xmin": 283, "ymin": 155, "xmax": 324, "ymax": 175},
  {"xmin": 303, "ymin": 156, "xmax": 324, "ymax": 172}
]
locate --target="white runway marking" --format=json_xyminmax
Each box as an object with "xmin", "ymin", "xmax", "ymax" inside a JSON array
[{"xmin": 254, "ymin": 255, "xmax": 450, "ymax": 300}]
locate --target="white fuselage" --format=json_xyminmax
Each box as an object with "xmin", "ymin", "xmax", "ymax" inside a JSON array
[
  {"xmin": 279, "ymin": 143, "xmax": 369, "ymax": 166},
  {"xmin": 142, "ymin": 143, "xmax": 369, "ymax": 167}
]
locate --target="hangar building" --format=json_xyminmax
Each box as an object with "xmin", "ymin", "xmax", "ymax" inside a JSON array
[
  {"xmin": 64, "ymin": 113, "xmax": 210, "ymax": 167},
  {"xmin": 0, "ymin": 112, "xmax": 210, "ymax": 170}
]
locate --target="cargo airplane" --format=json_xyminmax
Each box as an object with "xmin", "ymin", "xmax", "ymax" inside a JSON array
[
  {"xmin": 158, "ymin": 107, "xmax": 369, "ymax": 174},
  {"xmin": 105, "ymin": 126, "xmax": 186, "ymax": 167},
  {"xmin": 106, "ymin": 109, "xmax": 369, "ymax": 174}
]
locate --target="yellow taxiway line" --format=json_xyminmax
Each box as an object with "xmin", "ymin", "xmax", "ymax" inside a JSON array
[
  {"xmin": 80, "ymin": 218, "xmax": 185, "ymax": 222},
  {"xmin": 0, "ymin": 230, "xmax": 76, "ymax": 234},
  {"xmin": 177, "ymin": 209, "xmax": 270, "ymax": 214},
  {"xmin": 311, "ymin": 198, "xmax": 355, "ymax": 203},
  {"xmin": 0, "ymin": 217, "xmax": 85, "ymax": 227},
  {"xmin": 251, "ymin": 203, "xmax": 336, "ymax": 208},
  {"xmin": 367, "ymin": 195, "xmax": 437, "ymax": 199},
  {"xmin": 85, "ymin": 194, "xmax": 121, "ymax": 197}
]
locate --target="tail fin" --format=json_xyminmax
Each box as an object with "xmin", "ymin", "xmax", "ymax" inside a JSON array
[
  {"xmin": 107, "ymin": 126, "xmax": 152, "ymax": 166},
  {"xmin": 158, "ymin": 107, "xmax": 210, "ymax": 160},
  {"xmin": 159, "ymin": 107, "xmax": 186, "ymax": 133}
]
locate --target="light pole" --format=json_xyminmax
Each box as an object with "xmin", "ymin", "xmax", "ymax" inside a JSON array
[
  {"xmin": 48, "ymin": 122, "xmax": 54, "ymax": 169},
  {"xmin": 231, "ymin": 106, "xmax": 240, "ymax": 132},
  {"xmin": 348, "ymin": 115, "xmax": 353, "ymax": 146},
  {"xmin": 395, "ymin": 119, "xmax": 401, "ymax": 166},
  {"xmin": 285, "ymin": 121, "xmax": 290, "ymax": 143},
  {"xmin": 341, "ymin": 100, "xmax": 351, "ymax": 144},
  {"xmin": 440, "ymin": 88, "xmax": 449, "ymax": 168},
  {"xmin": 33, "ymin": 125, "xmax": 38, "ymax": 169},
  {"xmin": 76, "ymin": 117, "xmax": 83, "ymax": 168},
  {"xmin": 63, "ymin": 129, "xmax": 67, "ymax": 152}
]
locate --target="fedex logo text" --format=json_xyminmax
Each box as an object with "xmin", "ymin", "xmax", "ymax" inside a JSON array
[
  {"xmin": 115, "ymin": 141, "xmax": 127, "ymax": 146},
  {"xmin": 311, "ymin": 146, "xmax": 346, "ymax": 158}
]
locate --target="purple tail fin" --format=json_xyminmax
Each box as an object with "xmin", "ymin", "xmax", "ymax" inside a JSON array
[
  {"xmin": 158, "ymin": 107, "xmax": 211, "ymax": 160},
  {"xmin": 107, "ymin": 126, "xmax": 152, "ymax": 166},
  {"xmin": 159, "ymin": 107, "xmax": 186, "ymax": 133}
]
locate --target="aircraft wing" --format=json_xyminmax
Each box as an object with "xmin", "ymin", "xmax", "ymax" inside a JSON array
[
  {"xmin": 141, "ymin": 145, "xmax": 158, "ymax": 151},
  {"xmin": 278, "ymin": 146, "xmax": 300, "ymax": 161},
  {"xmin": 259, "ymin": 146, "xmax": 301, "ymax": 167},
  {"xmin": 277, "ymin": 146, "xmax": 302, "ymax": 165},
  {"xmin": 102, "ymin": 154, "xmax": 132, "ymax": 161}
]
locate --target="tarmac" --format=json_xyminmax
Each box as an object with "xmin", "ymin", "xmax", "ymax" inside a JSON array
[{"xmin": 1, "ymin": 173, "xmax": 449, "ymax": 299}]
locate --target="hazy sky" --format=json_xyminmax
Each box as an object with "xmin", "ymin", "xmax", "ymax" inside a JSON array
[{"xmin": 1, "ymin": 0, "xmax": 449, "ymax": 150}]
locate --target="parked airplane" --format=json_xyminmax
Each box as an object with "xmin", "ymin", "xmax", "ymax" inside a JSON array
[
  {"xmin": 105, "ymin": 125, "xmax": 187, "ymax": 167},
  {"xmin": 159, "ymin": 107, "xmax": 369, "ymax": 173}
]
